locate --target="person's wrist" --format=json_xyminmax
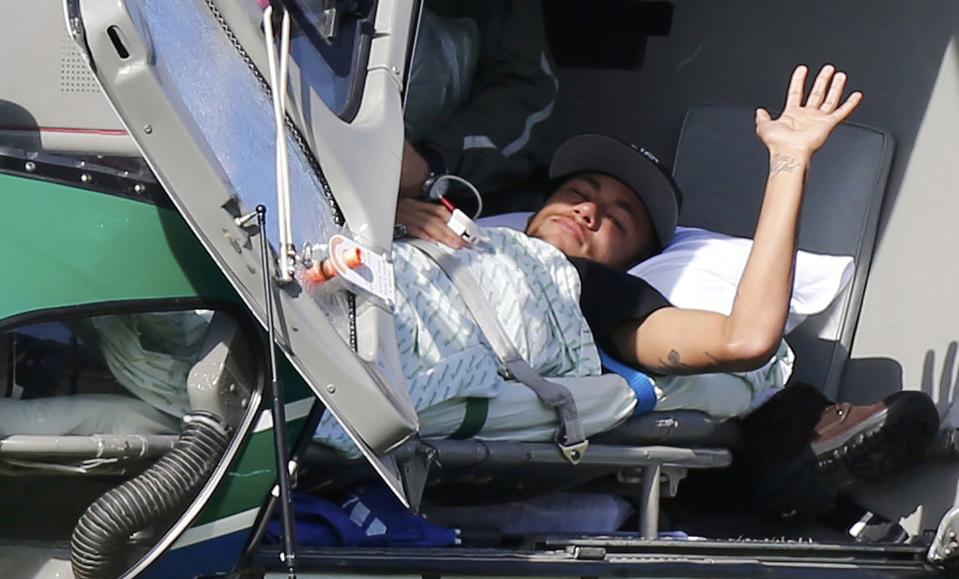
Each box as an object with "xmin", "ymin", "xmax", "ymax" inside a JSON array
[
  {"xmin": 399, "ymin": 143, "xmax": 430, "ymax": 198},
  {"xmin": 415, "ymin": 143, "xmax": 449, "ymax": 199},
  {"xmin": 768, "ymin": 146, "xmax": 812, "ymax": 163},
  {"xmin": 766, "ymin": 147, "xmax": 812, "ymax": 177},
  {"xmin": 399, "ymin": 175, "xmax": 428, "ymax": 198}
]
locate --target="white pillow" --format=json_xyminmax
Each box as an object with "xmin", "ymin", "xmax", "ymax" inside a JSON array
[{"xmin": 477, "ymin": 212, "xmax": 854, "ymax": 333}]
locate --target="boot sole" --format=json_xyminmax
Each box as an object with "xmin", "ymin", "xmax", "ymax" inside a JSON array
[
  {"xmin": 754, "ymin": 393, "xmax": 939, "ymax": 519},
  {"xmin": 813, "ymin": 394, "xmax": 940, "ymax": 487}
]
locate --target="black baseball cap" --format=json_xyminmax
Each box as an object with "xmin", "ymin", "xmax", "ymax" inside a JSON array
[{"xmin": 549, "ymin": 134, "xmax": 683, "ymax": 247}]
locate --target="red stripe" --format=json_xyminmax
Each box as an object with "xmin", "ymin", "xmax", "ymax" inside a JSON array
[
  {"xmin": 439, "ymin": 196, "xmax": 456, "ymax": 212},
  {"xmin": 38, "ymin": 126, "xmax": 129, "ymax": 136}
]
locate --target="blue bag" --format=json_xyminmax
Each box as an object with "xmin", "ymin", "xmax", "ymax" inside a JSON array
[{"xmin": 267, "ymin": 485, "xmax": 460, "ymax": 548}]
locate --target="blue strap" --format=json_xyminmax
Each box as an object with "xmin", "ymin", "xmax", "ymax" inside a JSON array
[{"xmin": 598, "ymin": 348, "xmax": 657, "ymax": 415}]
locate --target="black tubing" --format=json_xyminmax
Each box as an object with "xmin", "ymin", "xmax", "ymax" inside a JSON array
[{"xmin": 71, "ymin": 412, "xmax": 229, "ymax": 579}]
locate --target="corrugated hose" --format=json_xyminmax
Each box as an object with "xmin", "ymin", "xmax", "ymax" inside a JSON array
[{"xmin": 70, "ymin": 412, "xmax": 229, "ymax": 579}]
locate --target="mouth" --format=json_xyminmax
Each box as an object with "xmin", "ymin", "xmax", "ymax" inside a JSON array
[{"xmin": 553, "ymin": 216, "xmax": 585, "ymax": 245}]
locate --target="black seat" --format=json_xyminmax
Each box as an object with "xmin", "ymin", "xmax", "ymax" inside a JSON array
[{"xmin": 592, "ymin": 410, "xmax": 741, "ymax": 448}]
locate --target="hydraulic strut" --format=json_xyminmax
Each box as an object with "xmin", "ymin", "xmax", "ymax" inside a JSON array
[{"xmin": 256, "ymin": 204, "xmax": 297, "ymax": 577}]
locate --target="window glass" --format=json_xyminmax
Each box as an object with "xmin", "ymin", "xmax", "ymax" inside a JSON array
[
  {"xmin": 287, "ymin": 0, "xmax": 376, "ymax": 121},
  {"xmin": 3, "ymin": 310, "xmax": 214, "ymax": 434},
  {"xmin": 0, "ymin": 308, "xmax": 255, "ymax": 555}
]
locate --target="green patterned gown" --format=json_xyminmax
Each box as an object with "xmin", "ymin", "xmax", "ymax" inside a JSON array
[{"xmin": 314, "ymin": 228, "xmax": 601, "ymax": 454}]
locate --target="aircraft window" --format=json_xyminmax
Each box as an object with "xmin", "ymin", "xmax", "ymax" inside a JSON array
[
  {"xmin": 0, "ymin": 308, "xmax": 256, "ymax": 572},
  {"xmin": 287, "ymin": 0, "xmax": 377, "ymax": 121}
]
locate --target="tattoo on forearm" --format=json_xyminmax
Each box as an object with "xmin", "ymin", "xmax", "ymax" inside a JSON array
[
  {"xmin": 659, "ymin": 349, "xmax": 721, "ymax": 373},
  {"xmin": 660, "ymin": 349, "xmax": 691, "ymax": 372},
  {"xmin": 770, "ymin": 153, "xmax": 800, "ymax": 175}
]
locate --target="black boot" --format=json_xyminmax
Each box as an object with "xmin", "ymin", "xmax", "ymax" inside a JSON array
[{"xmin": 739, "ymin": 384, "xmax": 939, "ymax": 520}]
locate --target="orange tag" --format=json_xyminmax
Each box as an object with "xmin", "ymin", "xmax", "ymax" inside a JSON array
[{"xmin": 322, "ymin": 235, "xmax": 395, "ymax": 307}]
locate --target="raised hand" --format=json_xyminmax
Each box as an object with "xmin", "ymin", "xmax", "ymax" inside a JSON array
[{"xmin": 756, "ymin": 65, "xmax": 862, "ymax": 157}]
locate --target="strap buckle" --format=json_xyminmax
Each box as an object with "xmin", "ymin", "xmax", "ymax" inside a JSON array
[{"xmin": 558, "ymin": 439, "xmax": 589, "ymax": 465}]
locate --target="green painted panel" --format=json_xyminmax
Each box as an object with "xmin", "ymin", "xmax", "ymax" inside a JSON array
[
  {"xmin": 277, "ymin": 353, "xmax": 315, "ymax": 405},
  {"xmin": 194, "ymin": 416, "xmax": 310, "ymax": 526},
  {"xmin": 194, "ymin": 355, "xmax": 317, "ymax": 525},
  {"xmin": 1, "ymin": 173, "xmax": 326, "ymax": 536},
  {"xmin": 0, "ymin": 174, "xmax": 233, "ymax": 321}
]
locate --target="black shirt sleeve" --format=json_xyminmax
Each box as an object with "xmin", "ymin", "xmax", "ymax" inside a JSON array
[{"xmin": 568, "ymin": 257, "xmax": 672, "ymax": 351}]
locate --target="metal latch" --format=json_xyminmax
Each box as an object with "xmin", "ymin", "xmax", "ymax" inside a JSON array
[
  {"xmin": 313, "ymin": 5, "xmax": 340, "ymax": 43},
  {"xmin": 567, "ymin": 545, "xmax": 606, "ymax": 561},
  {"xmin": 929, "ymin": 506, "xmax": 959, "ymax": 564},
  {"xmin": 559, "ymin": 439, "xmax": 589, "ymax": 465}
]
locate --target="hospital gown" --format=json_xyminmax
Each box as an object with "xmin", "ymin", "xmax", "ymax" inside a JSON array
[{"xmin": 313, "ymin": 228, "xmax": 601, "ymax": 455}]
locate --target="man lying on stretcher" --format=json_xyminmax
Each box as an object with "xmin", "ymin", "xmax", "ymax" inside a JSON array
[{"xmin": 314, "ymin": 65, "xmax": 939, "ymax": 517}]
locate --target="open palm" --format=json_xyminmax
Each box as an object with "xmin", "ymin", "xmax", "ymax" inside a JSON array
[{"xmin": 756, "ymin": 65, "xmax": 862, "ymax": 156}]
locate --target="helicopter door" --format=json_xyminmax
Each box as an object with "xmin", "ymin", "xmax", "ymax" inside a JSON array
[{"xmin": 67, "ymin": 0, "xmax": 421, "ymax": 503}]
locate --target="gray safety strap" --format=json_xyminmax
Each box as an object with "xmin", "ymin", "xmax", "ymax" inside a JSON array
[{"xmin": 409, "ymin": 240, "xmax": 588, "ymax": 464}]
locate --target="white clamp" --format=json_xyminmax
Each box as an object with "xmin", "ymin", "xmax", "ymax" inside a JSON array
[{"xmin": 446, "ymin": 209, "xmax": 483, "ymax": 245}]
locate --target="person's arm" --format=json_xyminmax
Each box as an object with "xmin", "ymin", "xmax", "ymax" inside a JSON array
[
  {"xmin": 399, "ymin": 141, "xmax": 432, "ymax": 199},
  {"xmin": 611, "ymin": 65, "xmax": 863, "ymax": 375},
  {"xmin": 403, "ymin": 1, "xmax": 556, "ymax": 197},
  {"xmin": 394, "ymin": 198, "xmax": 468, "ymax": 249}
]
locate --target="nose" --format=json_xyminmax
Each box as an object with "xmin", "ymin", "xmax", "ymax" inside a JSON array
[{"xmin": 573, "ymin": 200, "xmax": 599, "ymax": 229}]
